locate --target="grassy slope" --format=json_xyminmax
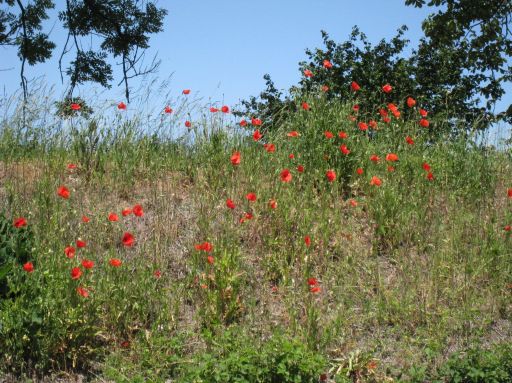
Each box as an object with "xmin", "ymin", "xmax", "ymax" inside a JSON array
[{"xmin": 0, "ymin": 95, "xmax": 511, "ymax": 382}]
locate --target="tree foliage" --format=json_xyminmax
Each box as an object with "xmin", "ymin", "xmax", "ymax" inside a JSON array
[{"xmin": 0, "ymin": 0, "xmax": 167, "ymax": 103}]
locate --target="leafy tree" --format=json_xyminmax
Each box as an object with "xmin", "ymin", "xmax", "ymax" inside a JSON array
[
  {"xmin": 406, "ymin": 0, "xmax": 512, "ymax": 124},
  {"xmin": 0, "ymin": 0, "xmax": 167, "ymax": 103}
]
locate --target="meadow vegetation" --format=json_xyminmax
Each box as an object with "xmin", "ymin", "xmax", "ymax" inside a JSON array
[{"xmin": 0, "ymin": 83, "xmax": 511, "ymax": 382}]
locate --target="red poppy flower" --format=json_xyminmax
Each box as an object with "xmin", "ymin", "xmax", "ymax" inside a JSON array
[
  {"xmin": 280, "ymin": 169, "xmax": 292, "ymax": 182},
  {"xmin": 109, "ymin": 258, "xmax": 122, "ymax": 267},
  {"xmin": 82, "ymin": 259, "xmax": 94, "ymax": 269},
  {"xmin": 239, "ymin": 119, "xmax": 248, "ymax": 127},
  {"xmin": 321, "ymin": 85, "xmax": 329, "ymax": 92},
  {"xmin": 304, "ymin": 69, "xmax": 313, "ymax": 78},
  {"xmin": 23, "ymin": 262, "xmax": 34, "ymax": 273},
  {"xmin": 326, "ymin": 170, "xmax": 336, "ymax": 182},
  {"xmin": 508, "ymin": 188, "xmax": 512, "ymax": 198},
  {"xmin": 386, "ymin": 153, "xmax": 398, "ymax": 162},
  {"xmin": 209, "ymin": 107, "xmax": 219, "ymax": 113},
  {"xmin": 382, "ymin": 84, "xmax": 392, "ymax": 93},
  {"xmin": 392, "ymin": 110, "xmax": 401, "ymax": 118},
  {"xmin": 221, "ymin": 105, "xmax": 230, "ymax": 113},
  {"xmin": 269, "ymin": 199, "xmax": 277, "ymax": 209},
  {"xmin": 253, "ymin": 130, "xmax": 262, "ymax": 141},
  {"xmin": 419, "ymin": 109, "xmax": 428, "ymax": 117},
  {"xmin": 304, "ymin": 235, "xmax": 311, "ymax": 247},
  {"xmin": 338, "ymin": 131, "xmax": 348, "ymax": 139},
  {"xmin": 164, "ymin": 106, "xmax": 173, "ymax": 114},
  {"xmin": 264, "ymin": 143, "xmax": 275, "ymax": 153},
  {"xmin": 230, "ymin": 151, "xmax": 241, "ymax": 166},
  {"xmin": 195, "ymin": 242, "xmax": 213, "ymax": 252},
  {"xmin": 419, "ymin": 119, "xmax": 430, "ymax": 128},
  {"xmin": 323, "ymin": 59, "xmax": 333, "ymax": 69},
  {"xmin": 406, "ymin": 136, "xmax": 415, "ymax": 145},
  {"xmin": 504, "ymin": 225, "xmax": 511, "ymax": 232},
  {"xmin": 13, "ymin": 217, "xmax": 27, "ymax": 228},
  {"xmin": 370, "ymin": 154, "xmax": 380, "ymax": 163},
  {"xmin": 154, "ymin": 270, "xmax": 162, "ymax": 278},
  {"xmin": 118, "ymin": 102, "xmax": 127, "ymax": 110},
  {"xmin": 422, "ymin": 162, "xmax": 431, "ymax": 172},
  {"xmin": 122, "ymin": 232, "xmax": 135, "ymax": 247},
  {"xmin": 108, "ymin": 213, "xmax": 119, "ymax": 222},
  {"xmin": 349, "ymin": 199, "xmax": 358, "ymax": 207},
  {"xmin": 351, "ymin": 81, "xmax": 360, "ymax": 91},
  {"xmin": 67, "ymin": 163, "xmax": 77, "ymax": 169},
  {"xmin": 302, "ymin": 102, "xmax": 310, "ymax": 111},
  {"xmin": 288, "ymin": 153, "xmax": 295, "ymax": 159},
  {"xmin": 64, "ymin": 246, "xmax": 76, "ymax": 259},
  {"xmin": 76, "ymin": 239, "xmax": 86, "ymax": 248},
  {"xmin": 182, "ymin": 89, "xmax": 191, "ymax": 95},
  {"xmin": 407, "ymin": 97, "xmax": 416, "ymax": 108},
  {"xmin": 185, "ymin": 120, "xmax": 191, "ymax": 128},
  {"xmin": 71, "ymin": 103, "xmax": 81, "ymax": 111},
  {"xmin": 246, "ymin": 193, "xmax": 257, "ymax": 202},
  {"xmin": 297, "ymin": 165, "xmax": 304, "ymax": 173},
  {"xmin": 76, "ymin": 286, "xmax": 89, "ymax": 297},
  {"xmin": 71, "ymin": 267, "xmax": 82, "ymax": 280},
  {"xmin": 207, "ymin": 255, "xmax": 214, "ymax": 264},
  {"xmin": 307, "ymin": 277, "xmax": 318, "ymax": 286},
  {"xmin": 356, "ymin": 167, "xmax": 364, "ymax": 175},
  {"xmin": 287, "ymin": 131, "xmax": 300, "ymax": 137},
  {"xmin": 226, "ymin": 199, "xmax": 236, "ymax": 209},
  {"xmin": 383, "ymin": 117, "xmax": 391, "ymax": 123},
  {"xmin": 122, "ymin": 208, "xmax": 132, "ymax": 216},
  {"xmin": 358, "ymin": 122, "xmax": 368, "ymax": 131},
  {"xmin": 57, "ymin": 185, "xmax": 70, "ymax": 199},
  {"xmin": 388, "ymin": 103, "xmax": 398, "ymax": 111},
  {"xmin": 370, "ymin": 176, "xmax": 382, "ymax": 186},
  {"xmin": 82, "ymin": 216, "xmax": 90, "ymax": 223},
  {"xmin": 387, "ymin": 166, "xmax": 395, "ymax": 172},
  {"xmin": 426, "ymin": 172, "xmax": 434, "ymax": 181},
  {"xmin": 369, "ymin": 120, "xmax": 378, "ymax": 129},
  {"xmin": 310, "ymin": 286, "xmax": 321, "ymax": 293},
  {"xmin": 324, "ymin": 131, "xmax": 334, "ymax": 139},
  {"xmin": 353, "ymin": 104, "xmax": 360, "ymax": 112},
  {"xmin": 379, "ymin": 108, "xmax": 388, "ymax": 117},
  {"xmin": 340, "ymin": 144, "xmax": 350, "ymax": 155},
  {"xmin": 251, "ymin": 117, "xmax": 262, "ymax": 126},
  {"xmin": 133, "ymin": 204, "xmax": 144, "ymax": 217}
]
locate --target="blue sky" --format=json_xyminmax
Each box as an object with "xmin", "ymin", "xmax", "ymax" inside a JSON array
[{"xmin": 1, "ymin": 0, "xmax": 434, "ymax": 108}]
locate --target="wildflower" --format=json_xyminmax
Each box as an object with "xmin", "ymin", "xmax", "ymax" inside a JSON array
[
  {"xmin": 122, "ymin": 208, "xmax": 132, "ymax": 216},
  {"xmin": 304, "ymin": 69, "xmax": 313, "ymax": 77},
  {"xmin": 420, "ymin": 108, "xmax": 428, "ymax": 117},
  {"xmin": 239, "ymin": 119, "xmax": 248, "ymax": 127},
  {"xmin": 326, "ymin": 170, "xmax": 336, "ymax": 182},
  {"xmin": 338, "ymin": 131, "xmax": 348, "ymax": 139},
  {"xmin": 370, "ymin": 176, "xmax": 382, "ymax": 186},
  {"xmin": 71, "ymin": 267, "xmax": 82, "ymax": 280},
  {"xmin": 287, "ymin": 131, "xmax": 300, "ymax": 137},
  {"xmin": 426, "ymin": 172, "xmax": 434, "ymax": 181},
  {"xmin": 419, "ymin": 119, "xmax": 430, "ymax": 128},
  {"xmin": 221, "ymin": 105, "xmax": 230, "ymax": 113},
  {"xmin": 324, "ymin": 131, "xmax": 334, "ymax": 139},
  {"xmin": 351, "ymin": 81, "xmax": 360, "ymax": 91},
  {"xmin": 269, "ymin": 199, "xmax": 278, "ymax": 209},
  {"xmin": 288, "ymin": 153, "xmax": 295, "ymax": 159},
  {"xmin": 382, "ymin": 84, "xmax": 392, "ymax": 93},
  {"xmin": 164, "ymin": 106, "xmax": 173, "ymax": 114},
  {"xmin": 182, "ymin": 89, "xmax": 190, "ymax": 95},
  {"xmin": 71, "ymin": 103, "xmax": 81, "ymax": 111},
  {"xmin": 301, "ymin": 102, "xmax": 310, "ymax": 111},
  {"xmin": 67, "ymin": 163, "xmax": 77, "ymax": 169},
  {"xmin": 280, "ymin": 169, "xmax": 292, "ymax": 182},
  {"xmin": 230, "ymin": 151, "xmax": 241, "ymax": 165},
  {"xmin": 508, "ymin": 188, "xmax": 512, "ymax": 198},
  {"xmin": 226, "ymin": 199, "xmax": 236, "ymax": 209},
  {"xmin": 370, "ymin": 154, "xmax": 380, "ymax": 163},
  {"xmin": 251, "ymin": 117, "xmax": 262, "ymax": 126},
  {"xmin": 13, "ymin": 217, "xmax": 27, "ymax": 228},
  {"xmin": 387, "ymin": 166, "xmax": 395, "ymax": 172},
  {"xmin": 64, "ymin": 246, "xmax": 76, "ymax": 259},
  {"xmin": 264, "ymin": 143, "xmax": 275, "ymax": 153},
  {"xmin": 356, "ymin": 167, "xmax": 364, "ymax": 175},
  {"xmin": 353, "ymin": 104, "xmax": 360, "ymax": 112},
  {"xmin": 253, "ymin": 130, "xmax": 262, "ymax": 141},
  {"xmin": 407, "ymin": 97, "xmax": 416, "ymax": 108},
  {"xmin": 358, "ymin": 122, "xmax": 368, "ymax": 131},
  {"xmin": 422, "ymin": 162, "xmax": 431, "ymax": 172},
  {"xmin": 349, "ymin": 199, "xmax": 358, "ymax": 207},
  {"xmin": 185, "ymin": 120, "xmax": 191, "ymax": 128},
  {"xmin": 122, "ymin": 232, "xmax": 135, "ymax": 247},
  {"xmin": 369, "ymin": 120, "xmax": 378, "ymax": 129},
  {"xmin": 23, "ymin": 262, "xmax": 34, "ymax": 273},
  {"xmin": 109, "ymin": 258, "xmax": 122, "ymax": 267},
  {"xmin": 310, "ymin": 286, "xmax": 321, "ymax": 293},
  {"xmin": 133, "ymin": 204, "xmax": 144, "ymax": 217},
  {"xmin": 82, "ymin": 259, "xmax": 94, "ymax": 269},
  {"xmin": 76, "ymin": 239, "xmax": 86, "ymax": 248},
  {"xmin": 246, "ymin": 193, "xmax": 257, "ymax": 202},
  {"xmin": 76, "ymin": 287, "xmax": 89, "ymax": 297},
  {"xmin": 117, "ymin": 102, "xmax": 126, "ymax": 110},
  {"xmin": 154, "ymin": 270, "xmax": 162, "ymax": 278},
  {"xmin": 321, "ymin": 85, "xmax": 329, "ymax": 92},
  {"xmin": 207, "ymin": 255, "xmax": 214, "ymax": 264},
  {"xmin": 304, "ymin": 235, "xmax": 311, "ymax": 247},
  {"xmin": 340, "ymin": 144, "xmax": 350, "ymax": 155},
  {"xmin": 308, "ymin": 278, "xmax": 318, "ymax": 286},
  {"xmin": 385, "ymin": 153, "xmax": 398, "ymax": 162},
  {"xmin": 297, "ymin": 165, "xmax": 304, "ymax": 173},
  {"xmin": 195, "ymin": 242, "xmax": 213, "ymax": 252},
  {"xmin": 323, "ymin": 59, "xmax": 332, "ymax": 69},
  {"xmin": 57, "ymin": 186, "xmax": 70, "ymax": 199},
  {"xmin": 108, "ymin": 213, "xmax": 119, "ymax": 222},
  {"xmin": 406, "ymin": 136, "xmax": 415, "ymax": 145},
  {"xmin": 82, "ymin": 216, "xmax": 90, "ymax": 223}
]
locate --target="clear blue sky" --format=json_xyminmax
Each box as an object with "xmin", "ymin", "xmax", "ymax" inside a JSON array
[
  {"xmin": 0, "ymin": 0, "xmax": 510, "ymax": 122},
  {"xmin": 0, "ymin": 0, "xmax": 434, "ymax": 107}
]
